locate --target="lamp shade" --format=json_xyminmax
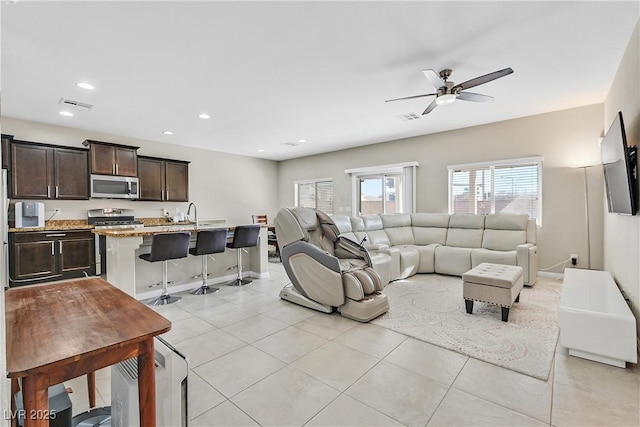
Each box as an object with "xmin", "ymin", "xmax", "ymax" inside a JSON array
[{"xmin": 436, "ymin": 94, "xmax": 456, "ymax": 106}]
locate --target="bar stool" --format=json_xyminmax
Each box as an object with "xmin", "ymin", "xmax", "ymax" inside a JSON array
[
  {"xmin": 189, "ymin": 228, "xmax": 228, "ymax": 295},
  {"xmin": 140, "ymin": 232, "xmax": 191, "ymax": 306},
  {"xmin": 226, "ymin": 225, "xmax": 261, "ymax": 286}
]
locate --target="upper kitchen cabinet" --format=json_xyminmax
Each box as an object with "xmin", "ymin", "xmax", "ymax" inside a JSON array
[
  {"xmin": 83, "ymin": 140, "xmax": 139, "ymax": 177},
  {"xmin": 138, "ymin": 156, "xmax": 189, "ymax": 201},
  {"xmin": 2, "ymin": 134, "xmax": 13, "ymax": 169},
  {"xmin": 10, "ymin": 141, "xmax": 89, "ymax": 200}
]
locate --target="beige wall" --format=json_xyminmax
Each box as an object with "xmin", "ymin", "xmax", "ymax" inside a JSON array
[
  {"xmin": 278, "ymin": 104, "xmax": 605, "ymax": 274},
  {"xmin": 603, "ymin": 18, "xmax": 640, "ymax": 338},
  {"xmin": 1, "ymin": 117, "xmax": 280, "ymax": 224}
]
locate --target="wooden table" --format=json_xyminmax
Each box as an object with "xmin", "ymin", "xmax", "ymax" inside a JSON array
[{"xmin": 5, "ymin": 278, "xmax": 171, "ymax": 426}]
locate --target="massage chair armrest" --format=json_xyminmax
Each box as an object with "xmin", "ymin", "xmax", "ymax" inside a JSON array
[
  {"xmin": 335, "ymin": 236, "xmax": 373, "ymax": 266},
  {"xmin": 516, "ymin": 243, "xmax": 538, "ymax": 286},
  {"xmin": 282, "ymin": 240, "xmax": 341, "ymax": 272}
]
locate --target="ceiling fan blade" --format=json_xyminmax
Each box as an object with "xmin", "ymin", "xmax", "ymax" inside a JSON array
[
  {"xmin": 423, "ymin": 69, "xmax": 445, "ymax": 89},
  {"xmin": 456, "ymin": 91, "xmax": 494, "ymax": 102},
  {"xmin": 422, "ymin": 98, "xmax": 438, "ymax": 115},
  {"xmin": 453, "ymin": 67, "xmax": 513, "ymax": 91},
  {"xmin": 385, "ymin": 93, "xmax": 437, "ymax": 103}
]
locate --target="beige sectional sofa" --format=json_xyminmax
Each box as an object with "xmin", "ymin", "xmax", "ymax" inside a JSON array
[{"xmin": 331, "ymin": 213, "xmax": 538, "ymax": 286}]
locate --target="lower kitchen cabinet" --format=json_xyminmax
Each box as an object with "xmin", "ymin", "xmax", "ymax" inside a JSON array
[{"xmin": 9, "ymin": 230, "xmax": 96, "ymax": 286}]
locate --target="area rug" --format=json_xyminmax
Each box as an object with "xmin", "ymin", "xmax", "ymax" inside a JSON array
[{"xmin": 371, "ymin": 274, "xmax": 562, "ymax": 380}]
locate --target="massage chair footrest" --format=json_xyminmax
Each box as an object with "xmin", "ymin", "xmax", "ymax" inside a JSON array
[{"xmin": 338, "ymin": 293, "xmax": 389, "ymax": 322}]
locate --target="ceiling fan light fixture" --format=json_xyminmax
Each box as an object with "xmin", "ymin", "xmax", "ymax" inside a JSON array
[{"xmin": 435, "ymin": 94, "xmax": 456, "ymax": 106}]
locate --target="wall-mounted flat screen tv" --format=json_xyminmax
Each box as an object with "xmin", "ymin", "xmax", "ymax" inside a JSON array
[{"xmin": 601, "ymin": 111, "xmax": 637, "ymax": 215}]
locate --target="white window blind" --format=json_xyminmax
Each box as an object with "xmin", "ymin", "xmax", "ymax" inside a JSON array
[
  {"xmin": 449, "ymin": 158, "xmax": 542, "ymax": 224},
  {"xmin": 294, "ymin": 179, "xmax": 333, "ymax": 214}
]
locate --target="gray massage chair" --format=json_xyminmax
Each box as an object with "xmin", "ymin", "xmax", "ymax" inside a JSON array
[{"xmin": 275, "ymin": 207, "xmax": 389, "ymax": 322}]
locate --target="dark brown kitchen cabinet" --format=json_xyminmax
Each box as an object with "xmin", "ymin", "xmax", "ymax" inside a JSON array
[
  {"xmin": 138, "ymin": 156, "xmax": 189, "ymax": 201},
  {"xmin": 9, "ymin": 230, "xmax": 96, "ymax": 286},
  {"xmin": 10, "ymin": 141, "xmax": 89, "ymax": 200},
  {"xmin": 83, "ymin": 140, "xmax": 138, "ymax": 177},
  {"xmin": 1, "ymin": 134, "xmax": 12, "ymax": 169}
]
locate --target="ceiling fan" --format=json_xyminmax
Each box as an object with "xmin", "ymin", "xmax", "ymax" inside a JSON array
[{"xmin": 386, "ymin": 67, "xmax": 514, "ymax": 115}]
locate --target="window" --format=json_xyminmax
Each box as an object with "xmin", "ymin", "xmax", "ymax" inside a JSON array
[
  {"xmin": 448, "ymin": 157, "xmax": 542, "ymax": 224},
  {"xmin": 358, "ymin": 174, "xmax": 402, "ymax": 215},
  {"xmin": 294, "ymin": 179, "xmax": 333, "ymax": 214},
  {"xmin": 346, "ymin": 162, "xmax": 418, "ymax": 215}
]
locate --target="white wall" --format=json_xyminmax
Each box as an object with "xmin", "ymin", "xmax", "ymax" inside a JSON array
[
  {"xmin": 1, "ymin": 117, "xmax": 280, "ymax": 224},
  {"xmin": 603, "ymin": 18, "xmax": 640, "ymax": 338},
  {"xmin": 278, "ymin": 104, "xmax": 605, "ymax": 274}
]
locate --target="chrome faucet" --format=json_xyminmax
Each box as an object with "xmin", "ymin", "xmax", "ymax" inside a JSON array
[{"xmin": 187, "ymin": 202, "xmax": 197, "ymax": 227}]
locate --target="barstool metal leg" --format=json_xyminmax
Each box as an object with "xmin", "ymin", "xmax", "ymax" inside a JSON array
[
  {"xmin": 191, "ymin": 255, "xmax": 220, "ymax": 295},
  {"xmin": 227, "ymin": 248, "xmax": 252, "ymax": 286},
  {"xmin": 145, "ymin": 260, "xmax": 182, "ymax": 305}
]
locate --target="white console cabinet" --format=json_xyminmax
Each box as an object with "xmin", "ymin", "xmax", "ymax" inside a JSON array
[{"xmin": 559, "ymin": 268, "xmax": 637, "ymax": 367}]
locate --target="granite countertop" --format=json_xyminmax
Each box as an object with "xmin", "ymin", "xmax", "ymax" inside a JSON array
[
  {"xmin": 92, "ymin": 222, "xmax": 253, "ymax": 238},
  {"xmin": 9, "ymin": 217, "xmax": 229, "ymax": 233},
  {"xmin": 8, "ymin": 219, "xmax": 93, "ymax": 233}
]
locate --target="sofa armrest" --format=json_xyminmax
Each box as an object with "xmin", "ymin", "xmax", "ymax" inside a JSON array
[
  {"xmin": 517, "ymin": 243, "xmax": 538, "ymax": 286},
  {"xmin": 364, "ymin": 243, "xmax": 389, "ymax": 251}
]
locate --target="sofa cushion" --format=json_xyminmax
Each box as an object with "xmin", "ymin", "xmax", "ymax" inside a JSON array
[
  {"xmin": 410, "ymin": 213, "xmax": 450, "ymax": 227},
  {"xmin": 385, "ymin": 226, "xmax": 415, "ymax": 246},
  {"xmin": 367, "ymin": 229, "xmax": 391, "ymax": 248},
  {"xmin": 350, "ymin": 216, "xmax": 365, "ymax": 232},
  {"xmin": 331, "ymin": 215, "xmax": 353, "ymax": 234},
  {"xmin": 380, "ymin": 213, "xmax": 412, "ymax": 228},
  {"xmin": 471, "ymin": 248, "xmax": 517, "ymax": 267},
  {"xmin": 482, "ymin": 229, "xmax": 527, "ymax": 251},
  {"xmin": 445, "ymin": 228, "xmax": 484, "ymax": 248},
  {"xmin": 362, "ymin": 214, "xmax": 384, "ymax": 231},
  {"xmin": 396, "ymin": 245, "xmax": 420, "ymax": 279},
  {"xmin": 416, "ymin": 244, "xmax": 439, "ymax": 273},
  {"xmin": 485, "ymin": 213, "xmax": 528, "ymax": 231},
  {"xmin": 435, "ymin": 246, "xmax": 473, "ymax": 276},
  {"xmin": 413, "ymin": 227, "xmax": 447, "ymax": 245},
  {"xmin": 449, "ymin": 214, "xmax": 485, "ymax": 229}
]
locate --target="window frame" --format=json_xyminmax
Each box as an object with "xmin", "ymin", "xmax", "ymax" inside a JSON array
[
  {"xmin": 346, "ymin": 161, "xmax": 418, "ymax": 216},
  {"xmin": 356, "ymin": 173, "xmax": 403, "ymax": 215},
  {"xmin": 293, "ymin": 178, "xmax": 333, "ymax": 214},
  {"xmin": 447, "ymin": 156, "xmax": 543, "ymax": 225}
]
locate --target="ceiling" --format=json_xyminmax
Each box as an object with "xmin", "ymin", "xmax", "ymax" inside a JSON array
[{"xmin": 2, "ymin": 1, "xmax": 639, "ymax": 161}]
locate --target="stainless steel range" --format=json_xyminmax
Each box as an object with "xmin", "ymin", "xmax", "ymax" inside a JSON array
[{"xmin": 88, "ymin": 208, "xmax": 144, "ymax": 275}]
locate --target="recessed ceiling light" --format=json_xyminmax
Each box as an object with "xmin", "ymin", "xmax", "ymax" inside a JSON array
[
  {"xmin": 198, "ymin": 113, "xmax": 210, "ymax": 119},
  {"xmin": 163, "ymin": 131, "xmax": 173, "ymax": 135},
  {"xmin": 59, "ymin": 111, "xmax": 74, "ymax": 117},
  {"xmin": 77, "ymin": 82, "xmax": 95, "ymax": 90},
  {"xmin": 298, "ymin": 139, "xmax": 307, "ymax": 143},
  {"xmin": 258, "ymin": 149, "xmax": 265, "ymax": 152}
]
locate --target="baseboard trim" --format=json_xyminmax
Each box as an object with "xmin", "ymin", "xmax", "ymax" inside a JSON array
[{"xmin": 538, "ymin": 271, "xmax": 564, "ymax": 280}]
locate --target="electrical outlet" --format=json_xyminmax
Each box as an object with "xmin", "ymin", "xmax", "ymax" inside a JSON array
[{"xmin": 570, "ymin": 254, "xmax": 578, "ymax": 266}]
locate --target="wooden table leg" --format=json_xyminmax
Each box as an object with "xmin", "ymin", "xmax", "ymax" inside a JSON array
[
  {"xmin": 87, "ymin": 371, "xmax": 96, "ymax": 408},
  {"xmin": 21, "ymin": 374, "xmax": 49, "ymax": 427},
  {"xmin": 137, "ymin": 338, "xmax": 156, "ymax": 427}
]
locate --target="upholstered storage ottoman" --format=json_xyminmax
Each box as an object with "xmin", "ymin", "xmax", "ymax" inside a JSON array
[{"xmin": 462, "ymin": 263, "xmax": 524, "ymax": 322}]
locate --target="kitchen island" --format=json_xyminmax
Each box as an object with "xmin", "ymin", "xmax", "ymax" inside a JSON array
[{"xmin": 93, "ymin": 223, "xmax": 269, "ymax": 299}]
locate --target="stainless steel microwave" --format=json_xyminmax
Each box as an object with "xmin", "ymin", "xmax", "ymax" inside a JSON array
[{"xmin": 90, "ymin": 174, "xmax": 139, "ymax": 199}]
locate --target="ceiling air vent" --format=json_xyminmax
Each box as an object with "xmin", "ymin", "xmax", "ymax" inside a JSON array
[
  {"xmin": 59, "ymin": 98, "xmax": 93, "ymax": 111},
  {"xmin": 397, "ymin": 113, "xmax": 420, "ymax": 122}
]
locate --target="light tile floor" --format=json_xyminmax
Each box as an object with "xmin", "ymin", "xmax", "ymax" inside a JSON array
[{"xmin": 66, "ymin": 263, "xmax": 640, "ymax": 426}]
